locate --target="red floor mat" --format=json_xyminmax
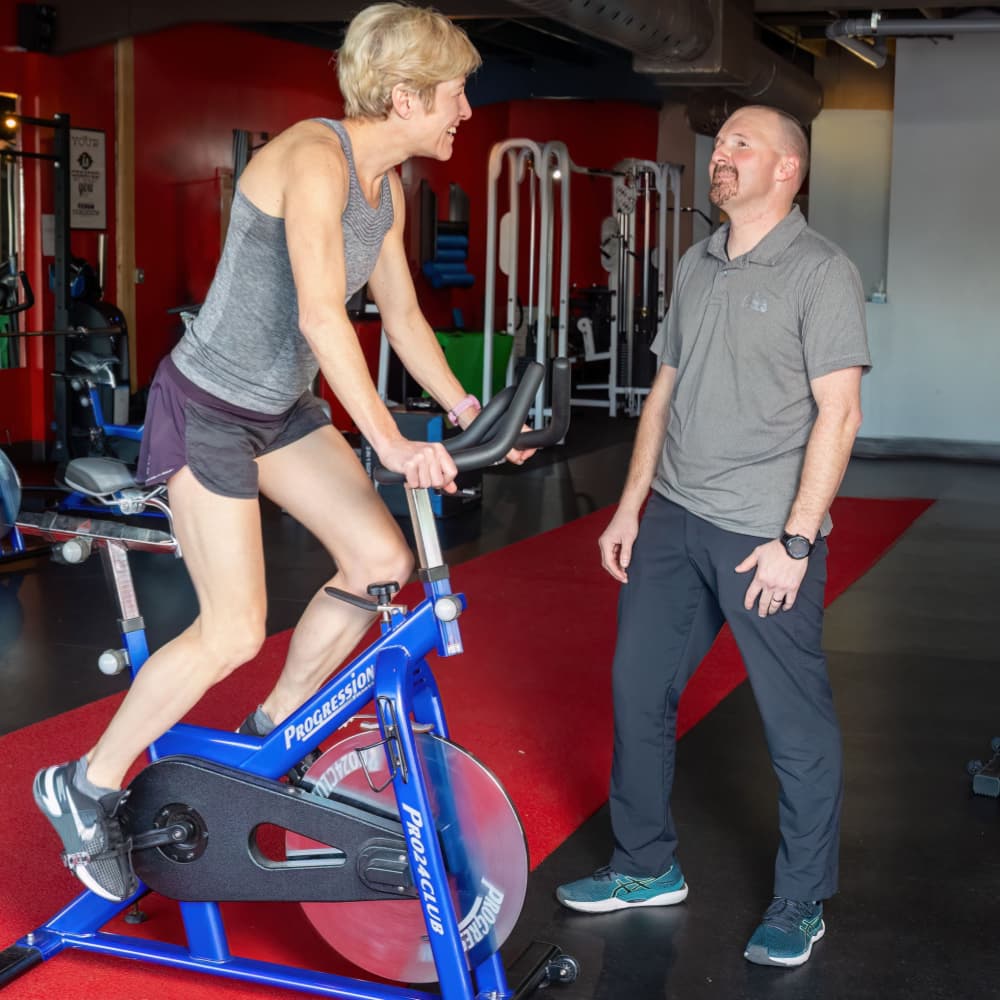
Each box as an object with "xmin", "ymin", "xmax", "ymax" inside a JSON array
[{"xmin": 0, "ymin": 496, "xmax": 931, "ymax": 998}]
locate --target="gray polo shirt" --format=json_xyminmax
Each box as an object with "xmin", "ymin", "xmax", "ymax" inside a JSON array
[{"xmin": 650, "ymin": 205, "xmax": 870, "ymax": 539}]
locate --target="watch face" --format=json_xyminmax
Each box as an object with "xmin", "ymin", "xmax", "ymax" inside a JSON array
[{"xmin": 785, "ymin": 535, "xmax": 811, "ymax": 559}]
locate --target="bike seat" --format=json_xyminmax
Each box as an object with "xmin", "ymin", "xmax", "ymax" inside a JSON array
[{"xmin": 63, "ymin": 457, "xmax": 138, "ymax": 496}]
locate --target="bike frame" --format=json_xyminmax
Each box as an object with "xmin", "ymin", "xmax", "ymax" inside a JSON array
[
  {"xmin": 0, "ymin": 453, "xmax": 27, "ymax": 558},
  {"xmin": 7, "ymin": 487, "xmax": 517, "ymax": 1000},
  {"xmin": 82, "ymin": 381, "xmax": 143, "ymax": 443},
  {"xmin": 55, "ymin": 376, "xmax": 165, "ymax": 521}
]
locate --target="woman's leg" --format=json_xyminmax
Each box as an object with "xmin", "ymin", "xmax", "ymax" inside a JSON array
[
  {"xmin": 255, "ymin": 425, "xmax": 413, "ymax": 725},
  {"xmin": 85, "ymin": 466, "xmax": 269, "ymax": 790}
]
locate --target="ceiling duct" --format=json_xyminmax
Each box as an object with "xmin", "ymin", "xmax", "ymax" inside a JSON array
[
  {"xmin": 509, "ymin": 0, "xmax": 824, "ymax": 126},
  {"xmin": 499, "ymin": 0, "xmax": 715, "ymax": 61},
  {"xmin": 14, "ymin": 1, "xmax": 527, "ymax": 54}
]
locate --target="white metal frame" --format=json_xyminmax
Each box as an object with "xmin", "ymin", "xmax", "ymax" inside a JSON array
[
  {"xmin": 482, "ymin": 138, "xmax": 683, "ymax": 421},
  {"xmin": 573, "ymin": 159, "xmax": 682, "ymax": 416}
]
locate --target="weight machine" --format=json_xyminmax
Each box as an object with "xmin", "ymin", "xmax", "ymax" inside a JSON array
[
  {"xmin": 483, "ymin": 139, "xmax": 570, "ymax": 428},
  {"xmin": 577, "ymin": 158, "xmax": 683, "ymax": 417},
  {"xmin": 481, "ymin": 139, "xmax": 682, "ymax": 421},
  {"xmin": 3, "ymin": 112, "xmax": 72, "ymax": 460},
  {"xmin": 2, "ymin": 111, "xmax": 127, "ymax": 461}
]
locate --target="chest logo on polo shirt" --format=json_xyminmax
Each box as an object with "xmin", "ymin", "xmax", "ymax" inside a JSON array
[{"xmin": 743, "ymin": 292, "xmax": 769, "ymax": 314}]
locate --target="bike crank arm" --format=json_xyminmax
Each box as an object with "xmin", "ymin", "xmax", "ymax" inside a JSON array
[{"xmin": 125, "ymin": 755, "xmax": 413, "ymax": 903}]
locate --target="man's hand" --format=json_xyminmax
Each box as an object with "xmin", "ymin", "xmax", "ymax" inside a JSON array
[
  {"xmin": 506, "ymin": 424, "xmax": 537, "ymax": 466},
  {"xmin": 598, "ymin": 508, "xmax": 640, "ymax": 583},
  {"xmin": 457, "ymin": 409, "xmax": 537, "ymax": 467},
  {"xmin": 735, "ymin": 539, "xmax": 809, "ymax": 617},
  {"xmin": 378, "ymin": 438, "xmax": 460, "ymax": 493}
]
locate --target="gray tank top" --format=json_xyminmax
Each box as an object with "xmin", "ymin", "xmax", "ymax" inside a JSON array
[{"xmin": 171, "ymin": 119, "xmax": 394, "ymax": 413}]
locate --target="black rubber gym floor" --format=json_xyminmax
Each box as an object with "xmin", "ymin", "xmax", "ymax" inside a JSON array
[{"xmin": 2, "ymin": 411, "xmax": 999, "ymax": 999}]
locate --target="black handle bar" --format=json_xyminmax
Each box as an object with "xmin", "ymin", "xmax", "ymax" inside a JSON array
[
  {"xmin": 0, "ymin": 270, "xmax": 35, "ymax": 317},
  {"xmin": 449, "ymin": 384, "xmax": 516, "ymax": 449},
  {"xmin": 373, "ymin": 357, "xmax": 571, "ymax": 485}
]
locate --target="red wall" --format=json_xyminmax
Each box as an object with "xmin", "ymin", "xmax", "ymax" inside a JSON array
[
  {"xmin": 2, "ymin": 9, "xmax": 661, "ymax": 446},
  {"xmin": 131, "ymin": 24, "xmax": 347, "ymax": 381}
]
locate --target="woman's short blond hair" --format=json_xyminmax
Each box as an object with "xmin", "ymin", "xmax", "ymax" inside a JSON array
[{"xmin": 337, "ymin": 3, "xmax": 482, "ymax": 120}]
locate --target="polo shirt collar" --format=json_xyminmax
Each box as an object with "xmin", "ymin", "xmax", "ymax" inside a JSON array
[{"xmin": 706, "ymin": 205, "xmax": 807, "ymax": 265}]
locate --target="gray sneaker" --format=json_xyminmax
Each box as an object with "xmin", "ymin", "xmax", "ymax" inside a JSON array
[
  {"xmin": 237, "ymin": 708, "xmax": 322, "ymax": 785},
  {"xmin": 33, "ymin": 759, "xmax": 137, "ymax": 902}
]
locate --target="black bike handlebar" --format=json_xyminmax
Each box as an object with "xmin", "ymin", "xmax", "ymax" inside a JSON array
[
  {"xmin": 516, "ymin": 355, "xmax": 571, "ymax": 451},
  {"xmin": 373, "ymin": 357, "xmax": 571, "ymax": 486},
  {"xmin": 448, "ymin": 384, "xmax": 516, "ymax": 449},
  {"xmin": 0, "ymin": 269, "xmax": 35, "ymax": 317}
]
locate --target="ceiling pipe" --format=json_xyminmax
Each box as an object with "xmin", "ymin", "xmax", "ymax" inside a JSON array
[
  {"xmin": 827, "ymin": 10, "xmax": 1000, "ymax": 67},
  {"xmin": 828, "ymin": 10, "xmax": 1000, "ymax": 38}
]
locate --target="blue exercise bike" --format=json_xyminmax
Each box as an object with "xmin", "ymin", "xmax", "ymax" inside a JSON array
[
  {"xmin": 0, "ymin": 359, "xmax": 577, "ymax": 999},
  {"xmin": 52, "ymin": 348, "xmax": 168, "ymax": 521}
]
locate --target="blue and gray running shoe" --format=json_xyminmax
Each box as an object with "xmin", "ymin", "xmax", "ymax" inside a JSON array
[
  {"xmin": 556, "ymin": 863, "xmax": 688, "ymax": 913},
  {"xmin": 33, "ymin": 759, "xmax": 137, "ymax": 902},
  {"xmin": 744, "ymin": 897, "xmax": 825, "ymax": 967}
]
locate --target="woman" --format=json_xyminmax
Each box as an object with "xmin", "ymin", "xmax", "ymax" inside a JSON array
[{"xmin": 33, "ymin": 2, "xmax": 530, "ymax": 902}]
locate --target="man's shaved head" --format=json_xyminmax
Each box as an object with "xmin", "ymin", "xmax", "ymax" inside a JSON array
[{"xmin": 740, "ymin": 105, "xmax": 810, "ymax": 189}]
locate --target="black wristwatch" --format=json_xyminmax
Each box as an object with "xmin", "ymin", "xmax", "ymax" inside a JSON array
[{"xmin": 781, "ymin": 532, "xmax": 814, "ymax": 560}]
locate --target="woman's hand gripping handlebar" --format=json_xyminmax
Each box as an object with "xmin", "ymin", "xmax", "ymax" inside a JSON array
[{"xmin": 372, "ymin": 357, "xmax": 571, "ymax": 486}]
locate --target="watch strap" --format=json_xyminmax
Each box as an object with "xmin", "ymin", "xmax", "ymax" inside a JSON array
[
  {"xmin": 447, "ymin": 393, "xmax": 481, "ymax": 426},
  {"xmin": 781, "ymin": 531, "xmax": 815, "ymax": 558}
]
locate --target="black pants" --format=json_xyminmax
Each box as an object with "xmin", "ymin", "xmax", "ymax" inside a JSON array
[{"xmin": 608, "ymin": 494, "xmax": 842, "ymax": 902}]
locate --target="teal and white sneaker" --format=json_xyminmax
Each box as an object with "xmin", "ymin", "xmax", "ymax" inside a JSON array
[
  {"xmin": 744, "ymin": 897, "xmax": 825, "ymax": 967},
  {"xmin": 556, "ymin": 863, "xmax": 688, "ymax": 913}
]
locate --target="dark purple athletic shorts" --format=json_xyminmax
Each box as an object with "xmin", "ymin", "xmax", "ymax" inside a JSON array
[{"xmin": 136, "ymin": 355, "xmax": 330, "ymax": 499}]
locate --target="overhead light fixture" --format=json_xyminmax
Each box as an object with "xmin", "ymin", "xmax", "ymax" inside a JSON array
[
  {"xmin": 830, "ymin": 34, "xmax": 888, "ymax": 68},
  {"xmin": 827, "ymin": 11, "xmax": 888, "ymax": 68}
]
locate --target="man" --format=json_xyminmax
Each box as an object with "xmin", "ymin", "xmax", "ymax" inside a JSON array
[{"xmin": 556, "ymin": 104, "xmax": 870, "ymax": 968}]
